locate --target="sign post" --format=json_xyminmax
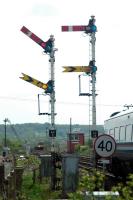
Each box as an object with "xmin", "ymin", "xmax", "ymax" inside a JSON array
[{"xmin": 94, "ymin": 134, "xmax": 116, "ymax": 158}]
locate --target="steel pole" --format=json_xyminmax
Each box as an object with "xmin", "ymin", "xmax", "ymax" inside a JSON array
[
  {"xmin": 91, "ymin": 32, "xmax": 96, "ymax": 128},
  {"xmin": 4, "ymin": 118, "xmax": 8, "ymax": 147},
  {"xmin": 49, "ymin": 35, "xmax": 56, "ymax": 152}
]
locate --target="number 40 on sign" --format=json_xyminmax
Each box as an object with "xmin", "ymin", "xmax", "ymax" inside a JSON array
[{"xmin": 94, "ymin": 134, "xmax": 116, "ymax": 158}]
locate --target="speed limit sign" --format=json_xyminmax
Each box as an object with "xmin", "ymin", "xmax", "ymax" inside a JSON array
[{"xmin": 94, "ymin": 134, "xmax": 116, "ymax": 158}]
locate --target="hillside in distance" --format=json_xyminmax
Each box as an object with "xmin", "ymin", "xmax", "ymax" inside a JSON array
[{"xmin": 0, "ymin": 123, "xmax": 104, "ymax": 144}]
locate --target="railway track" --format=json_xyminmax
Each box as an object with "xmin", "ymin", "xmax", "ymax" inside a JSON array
[
  {"xmin": 79, "ymin": 156, "xmax": 93, "ymax": 170},
  {"xmin": 79, "ymin": 155, "xmax": 120, "ymax": 190},
  {"xmin": 79, "ymin": 156, "xmax": 115, "ymax": 178}
]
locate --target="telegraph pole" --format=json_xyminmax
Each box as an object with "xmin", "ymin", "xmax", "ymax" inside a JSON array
[{"xmin": 4, "ymin": 118, "xmax": 9, "ymax": 147}]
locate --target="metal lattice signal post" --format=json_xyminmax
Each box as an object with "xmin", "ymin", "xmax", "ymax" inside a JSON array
[
  {"xmin": 20, "ymin": 27, "xmax": 59, "ymax": 190},
  {"xmin": 86, "ymin": 16, "xmax": 97, "ymax": 167},
  {"xmin": 62, "ymin": 16, "xmax": 97, "ymax": 134},
  {"xmin": 20, "ymin": 27, "xmax": 57, "ymax": 152},
  {"xmin": 91, "ymin": 32, "xmax": 97, "ymax": 168},
  {"xmin": 62, "ymin": 16, "xmax": 97, "ymax": 167},
  {"xmin": 49, "ymin": 35, "xmax": 57, "ymax": 152},
  {"xmin": 89, "ymin": 21, "xmax": 97, "ymax": 129}
]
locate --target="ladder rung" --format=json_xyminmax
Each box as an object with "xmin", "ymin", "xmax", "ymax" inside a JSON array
[
  {"xmin": 39, "ymin": 113, "xmax": 51, "ymax": 115},
  {"xmin": 79, "ymin": 93, "xmax": 92, "ymax": 96}
]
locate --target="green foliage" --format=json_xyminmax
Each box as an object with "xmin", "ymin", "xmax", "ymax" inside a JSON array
[
  {"xmin": 68, "ymin": 191, "xmax": 84, "ymax": 200},
  {"xmin": 74, "ymin": 144, "xmax": 81, "ymax": 152},
  {"xmin": 16, "ymin": 155, "xmax": 41, "ymax": 169},
  {"xmin": 9, "ymin": 140, "xmax": 23, "ymax": 152},
  {"xmin": 16, "ymin": 157, "xmax": 29, "ymax": 168},
  {"xmin": 87, "ymin": 138, "xmax": 93, "ymax": 147},
  {"xmin": 110, "ymin": 174, "xmax": 133, "ymax": 200},
  {"xmin": 74, "ymin": 144, "xmax": 92, "ymax": 156},
  {"xmin": 21, "ymin": 172, "xmax": 60, "ymax": 200},
  {"xmin": 27, "ymin": 155, "xmax": 41, "ymax": 169},
  {"xmin": 21, "ymin": 173, "xmax": 44, "ymax": 200},
  {"xmin": 80, "ymin": 169, "xmax": 105, "ymax": 191},
  {"xmin": 69, "ymin": 169, "xmax": 105, "ymax": 199}
]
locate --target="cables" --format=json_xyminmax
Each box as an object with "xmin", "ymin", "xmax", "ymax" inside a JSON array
[{"xmin": 0, "ymin": 95, "xmax": 123, "ymax": 107}]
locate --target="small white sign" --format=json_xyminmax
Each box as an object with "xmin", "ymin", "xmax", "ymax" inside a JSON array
[
  {"xmin": 98, "ymin": 159, "xmax": 110, "ymax": 164},
  {"xmin": 94, "ymin": 134, "xmax": 116, "ymax": 158}
]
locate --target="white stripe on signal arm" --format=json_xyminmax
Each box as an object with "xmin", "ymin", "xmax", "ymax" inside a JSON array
[
  {"xmin": 27, "ymin": 31, "xmax": 32, "ymax": 37},
  {"xmin": 68, "ymin": 26, "xmax": 73, "ymax": 31}
]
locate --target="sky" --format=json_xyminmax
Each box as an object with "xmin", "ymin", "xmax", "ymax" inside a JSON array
[{"xmin": 0, "ymin": 0, "xmax": 133, "ymax": 125}]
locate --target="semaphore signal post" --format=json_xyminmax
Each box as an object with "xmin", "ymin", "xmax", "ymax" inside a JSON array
[
  {"xmin": 20, "ymin": 27, "xmax": 60, "ymax": 190},
  {"xmin": 62, "ymin": 15, "xmax": 98, "ymax": 166},
  {"xmin": 20, "ymin": 27, "xmax": 57, "ymax": 153}
]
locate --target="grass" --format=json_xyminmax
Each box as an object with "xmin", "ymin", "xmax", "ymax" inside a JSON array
[{"xmin": 21, "ymin": 171, "xmax": 61, "ymax": 200}]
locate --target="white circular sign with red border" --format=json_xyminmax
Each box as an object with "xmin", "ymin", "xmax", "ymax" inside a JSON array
[{"xmin": 94, "ymin": 134, "xmax": 116, "ymax": 158}]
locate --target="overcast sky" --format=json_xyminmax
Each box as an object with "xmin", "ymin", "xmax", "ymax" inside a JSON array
[{"xmin": 0, "ymin": 0, "xmax": 133, "ymax": 125}]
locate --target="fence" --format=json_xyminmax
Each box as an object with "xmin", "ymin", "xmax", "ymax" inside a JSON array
[{"xmin": 0, "ymin": 164, "xmax": 24, "ymax": 200}]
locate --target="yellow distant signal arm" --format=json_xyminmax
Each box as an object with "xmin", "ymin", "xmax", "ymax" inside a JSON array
[
  {"xmin": 63, "ymin": 66, "xmax": 91, "ymax": 73},
  {"xmin": 20, "ymin": 73, "xmax": 48, "ymax": 90}
]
